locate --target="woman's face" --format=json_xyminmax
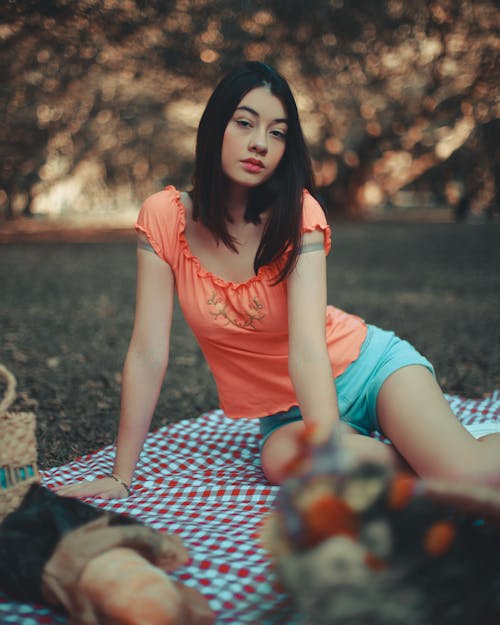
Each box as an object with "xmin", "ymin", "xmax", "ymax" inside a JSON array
[{"xmin": 221, "ymin": 86, "xmax": 288, "ymax": 190}]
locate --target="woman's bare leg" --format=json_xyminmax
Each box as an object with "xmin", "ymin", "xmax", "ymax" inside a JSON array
[
  {"xmin": 376, "ymin": 365, "xmax": 500, "ymax": 486},
  {"xmin": 260, "ymin": 420, "xmax": 403, "ymax": 485},
  {"xmin": 260, "ymin": 367, "xmax": 500, "ymax": 486}
]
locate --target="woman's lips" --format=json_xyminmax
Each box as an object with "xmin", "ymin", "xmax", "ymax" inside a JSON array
[{"xmin": 241, "ymin": 159, "xmax": 264, "ymax": 173}]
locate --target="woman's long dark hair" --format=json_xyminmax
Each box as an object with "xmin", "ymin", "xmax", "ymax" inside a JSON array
[{"xmin": 191, "ymin": 61, "xmax": 320, "ymax": 284}]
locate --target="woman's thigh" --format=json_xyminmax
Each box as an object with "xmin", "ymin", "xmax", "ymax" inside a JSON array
[{"xmin": 376, "ymin": 364, "xmax": 500, "ymax": 483}]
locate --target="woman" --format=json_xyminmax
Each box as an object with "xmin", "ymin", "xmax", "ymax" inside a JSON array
[{"xmin": 57, "ymin": 62, "xmax": 500, "ymax": 499}]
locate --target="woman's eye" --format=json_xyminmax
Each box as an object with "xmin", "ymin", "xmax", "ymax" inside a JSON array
[
  {"xmin": 271, "ymin": 129, "xmax": 286, "ymax": 139},
  {"xmin": 236, "ymin": 119, "xmax": 252, "ymax": 128}
]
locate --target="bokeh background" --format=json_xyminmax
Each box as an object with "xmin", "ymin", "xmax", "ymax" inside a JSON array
[{"xmin": 1, "ymin": 0, "xmax": 499, "ymax": 226}]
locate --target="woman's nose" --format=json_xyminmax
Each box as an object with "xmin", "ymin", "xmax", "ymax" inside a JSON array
[{"xmin": 249, "ymin": 129, "xmax": 268, "ymax": 154}]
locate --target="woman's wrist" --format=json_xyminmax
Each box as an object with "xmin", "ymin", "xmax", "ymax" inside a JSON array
[{"xmin": 110, "ymin": 473, "xmax": 131, "ymax": 496}]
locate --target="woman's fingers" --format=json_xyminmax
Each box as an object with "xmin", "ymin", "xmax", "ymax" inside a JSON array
[{"xmin": 53, "ymin": 477, "xmax": 129, "ymax": 499}]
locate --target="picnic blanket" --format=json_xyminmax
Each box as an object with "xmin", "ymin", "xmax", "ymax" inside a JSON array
[{"xmin": 1, "ymin": 391, "xmax": 499, "ymax": 625}]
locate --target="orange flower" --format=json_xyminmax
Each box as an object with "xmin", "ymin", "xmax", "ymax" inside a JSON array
[
  {"xmin": 424, "ymin": 521, "xmax": 456, "ymax": 556},
  {"xmin": 364, "ymin": 552, "xmax": 388, "ymax": 571},
  {"xmin": 282, "ymin": 452, "xmax": 308, "ymax": 478},
  {"xmin": 300, "ymin": 423, "xmax": 318, "ymax": 444},
  {"xmin": 388, "ymin": 474, "xmax": 417, "ymax": 510},
  {"xmin": 302, "ymin": 493, "xmax": 359, "ymax": 545},
  {"xmin": 281, "ymin": 424, "xmax": 319, "ymax": 477}
]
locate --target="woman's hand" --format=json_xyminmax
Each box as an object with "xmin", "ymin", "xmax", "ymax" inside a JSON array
[{"xmin": 54, "ymin": 476, "xmax": 129, "ymax": 499}]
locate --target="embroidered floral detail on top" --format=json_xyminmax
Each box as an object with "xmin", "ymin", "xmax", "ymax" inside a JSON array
[{"xmin": 208, "ymin": 291, "xmax": 265, "ymax": 329}]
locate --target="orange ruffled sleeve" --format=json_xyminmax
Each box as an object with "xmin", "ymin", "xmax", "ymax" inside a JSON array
[
  {"xmin": 302, "ymin": 191, "xmax": 332, "ymax": 255},
  {"xmin": 135, "ymin": 187, "xmax": 182, "ymax": 266}
]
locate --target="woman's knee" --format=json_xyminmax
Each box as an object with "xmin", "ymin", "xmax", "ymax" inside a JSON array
[
  {"xmin": 260, "ymin": 421, "xmax": 307, "ymax": 485},
  {"xmin": 447, "ymin": 434, "xmax": 500, "ymax": 486},
  {"xmin": 342, "ymin": 433, "xmax": 404, "ymax": 470}
]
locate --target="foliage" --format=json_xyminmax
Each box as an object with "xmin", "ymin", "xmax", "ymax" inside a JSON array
[{"xmin": 0, "ymin": 0, "xmax": 498, "ymax": 220}]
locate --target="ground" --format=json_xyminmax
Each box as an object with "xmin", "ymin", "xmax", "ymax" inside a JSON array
[{"xmin": 0, "ymin": 221, "xmax": 499, "ymax": 469}]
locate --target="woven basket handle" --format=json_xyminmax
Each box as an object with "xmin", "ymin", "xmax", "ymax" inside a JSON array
[{"xmin": 0, "ymin": 364, "xmax": 17, "ymax": 417}]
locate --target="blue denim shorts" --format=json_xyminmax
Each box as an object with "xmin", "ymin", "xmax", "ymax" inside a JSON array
[{"xmin": 259, "ymin": 324, "xmax": 435, "ymax": 449}]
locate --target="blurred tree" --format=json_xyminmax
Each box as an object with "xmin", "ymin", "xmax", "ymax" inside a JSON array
[{"xmin": 0, "ymin": 0, "xmax": 498, "ymax": 221}]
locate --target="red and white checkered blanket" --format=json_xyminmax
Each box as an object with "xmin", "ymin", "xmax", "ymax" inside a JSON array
[{"xmin": 1, "ymin": 391, "xmax": 499, "ymax": 625}]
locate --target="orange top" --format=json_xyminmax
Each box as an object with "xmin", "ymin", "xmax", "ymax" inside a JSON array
[{"xmin": 136, "ymin": 186, "xmax": 367, "ymax": 420}]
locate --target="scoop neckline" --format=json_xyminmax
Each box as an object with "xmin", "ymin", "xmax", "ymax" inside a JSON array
[{"xmin": 169, "ymin": 186, "xmax": 272, "ymax": 289}]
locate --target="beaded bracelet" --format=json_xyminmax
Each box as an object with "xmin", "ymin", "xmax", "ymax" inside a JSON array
[{"xmin": 110, "ymin": 473, "xmax": 131, "ymax": 497}]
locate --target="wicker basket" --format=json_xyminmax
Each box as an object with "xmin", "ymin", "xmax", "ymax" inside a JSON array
[{"xmin": 0, "ymin": 364, "xmax": 39, "ymax": 521}]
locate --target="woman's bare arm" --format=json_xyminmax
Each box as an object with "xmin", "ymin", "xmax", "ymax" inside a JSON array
[
  {"xmin": 287, "ymin": 229, "xmax": 339, "ymax": 443},
  {"xmin": 56, "ymin": 233, "xmax": 175, "ymax": 498}
]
